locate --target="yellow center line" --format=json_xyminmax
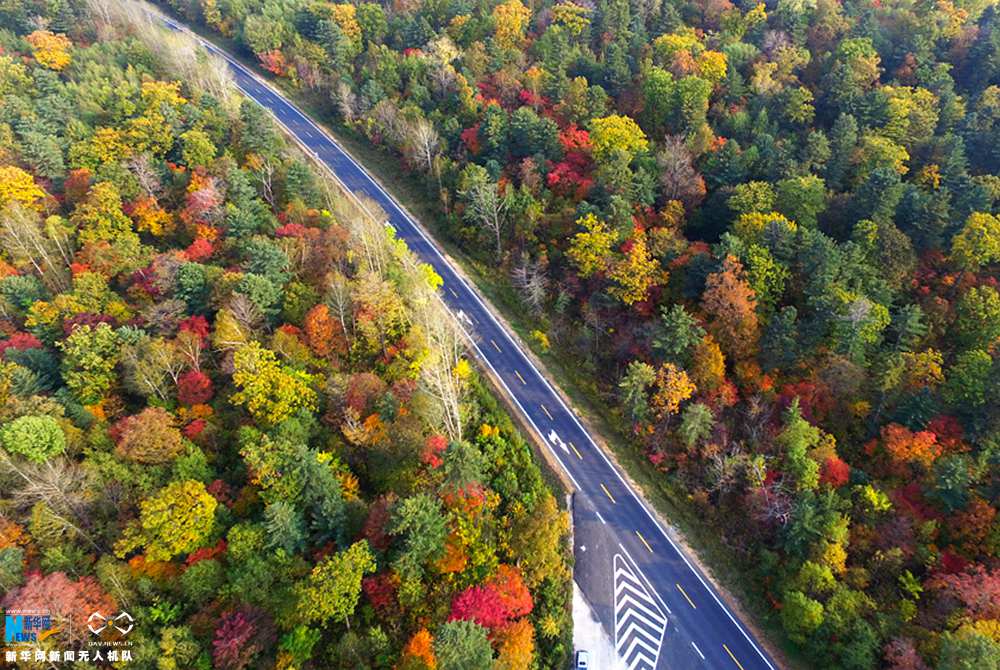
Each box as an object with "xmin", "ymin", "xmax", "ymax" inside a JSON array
[
  {"xmin": 636, "ymin": 530, "xmax": 653, "ymax": 553},
  {"xmin": 600, "ymin": 483, "xmax": 616, "ymax": 503},
  {"xmin": 514, "ymin": 370, "xmax": 526, "ymax": 384},
  {"xmin": 490, "ymin": 339, "xmax": 502, "ymax": 353},
  {"xmin": 676, "ymin": 583, "xmax": 696, "ymax": 609},
  {"xmin": 569, "ymin": 442, "xmax": 583, "ymax": 459},
  {"xmin": 540, "ymin": 404, "xmax": 553, "ymax": 420},
  {"xmin": 723, "ymin": 644, "xmax": 745, "ymax": 670}
]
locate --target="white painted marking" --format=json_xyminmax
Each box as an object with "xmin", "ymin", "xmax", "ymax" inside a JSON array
[
  {"xmin": 614, "ymin": 554, "xmax": 666, "ymax": 670},
  {"xmin": 146, "ymin": 14, "xmax": 776, "ymax": 668},
  {"xmin": 692, "ymin": 641, "xmax": 706, "ymax": 660}
]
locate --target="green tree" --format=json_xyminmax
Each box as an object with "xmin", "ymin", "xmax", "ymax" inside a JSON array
[
  {"xmin": 295, "ymin": 540, "xmax": 375, "ymax": 626},
  {"xmin": 0, "ymin": 415, "xmax": 65, "ymax": 463},
  {"xmin": 619, "ymin": 360, "xmax": 656, "ymax": 423},
  {"xmin": 951, "ymin": 212, "xmax": 1000, "ymax": 271},
  {"xmin": 115, "ymin": 480, "xmax": 217, "ymax": 561},
  {"xmin": 781, "ymin": 590, "xmax": 825, "ymax": 644},
  {"xmin": 434, "ymin": 620, "xmax": 493, "ymax": 670},
  {"xmin": 391, "ymin": 494, "xmax": 447, "ymax": 576},
  {"xmin": 778, "ymin": 399, "xmax": 821, "ymax": 492},
  {"xmin": 954, "ymin": 285, "xmax": 1000, "ymax": 350},
  {"xmin": 653, "ymin": 304, "xmax": 706, "ymax": 361},
  {"xmin": 944, "ymin": 349, "xmax": 993, "ymax": 407},
  {"xmin": 179, "ymin": 129, "xmax": 217, "ymax": 167},
  {"xmin": 58, "ymin": 323, "xmax": 120, "ymax": 405},
  {"xmin": 937, "ymin": 631, "xmax": 1000, "ymax": 670},
  {"xmin": 677, "ymin": 402, "xmax": 714, "ymax": 449}
]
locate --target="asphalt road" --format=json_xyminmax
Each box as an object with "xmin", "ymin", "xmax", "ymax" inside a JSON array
[{"xmin": 153, "ymin": 11, "xmax": 780, "ymax": 670}]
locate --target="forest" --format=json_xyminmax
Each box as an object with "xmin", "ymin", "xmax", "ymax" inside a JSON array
[
  {"xmin": 127, "ymin": 0, "xmax": 1000, "ymax": 666},
  {"xmin": 0, "ymin": 2, "xmax": 573, "ymax": 668}
]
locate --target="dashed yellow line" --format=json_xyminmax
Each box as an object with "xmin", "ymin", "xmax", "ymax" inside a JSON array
[
  {"xmin": 600, "ymin": 483, "xmax": 616, "ymax": 503},
  {"xmin": 540, "ymin": 404, "xmax": 553, "ymax": 420},
  {"xmin": 569, "ymin": 442, "xmax": 583, "ymax": 459},
  {"xmin": 676, "ymin": 583, "xmax": 696, "ymax": 609},
  {"xmin": 636, "ymin": 530, "xmax": 653, "ymax": 553},
  {"xmin": 723, "ymin": 644, "xmax": 745, "ymax": 670},
  {"xmin": 514, "ymin": 370, "xmax": 526, "ymax": 384},
  {"xmin": 490, "ymin": 339, "xmax": 501, "ymax": 353}
]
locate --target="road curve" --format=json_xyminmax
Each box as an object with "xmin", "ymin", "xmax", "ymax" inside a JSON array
[{"xmin": 152, "ymin": 10, "xmax": 780, "ymax": 670}]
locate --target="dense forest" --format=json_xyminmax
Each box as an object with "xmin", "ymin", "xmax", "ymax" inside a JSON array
[
  {"xmin": 0, "ymin": 3, "xmax": 573, "ymax": 668},
  {"xmin": 127, "ymin": 0, "xmax": 1000, "ymax": 666}
]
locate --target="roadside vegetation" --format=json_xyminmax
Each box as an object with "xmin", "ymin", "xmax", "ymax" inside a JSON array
[
  {"xmin": 0, "ymin": 2, "xmax": 572, "ymax": 668},
  {"xmin": 138, "ymin": 0, "xmax": 1000, "ymax": 667}
]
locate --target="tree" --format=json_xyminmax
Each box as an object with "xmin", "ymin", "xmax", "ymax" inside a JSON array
[
  {"xmin": 212, "ymin": 606, "xmax": 277, "ymax": 670},
  {"xmin": 689, "ymin": 335, "xmax": 726, "ymax": 392},
  {"xmin": 492, "ymin": 0, "xmax": 530, "ymax": 49},
  {"xmin": 180, "ymin": 129, "xmax": 217, "ymax": 167},
  {"xmin": 0, "ymin": 415, "xmax": 65, "ymax": 463},
  {"xmin": 71, "ymin": 181, "xmax": 138, "ymax": 247},
  {"xmin": 701, "ymin": 256, "xmax": 759, "ymax": 359},
  {"xmin": 567, "ymin": 213, "xmax": 615, "ymax": 278},
  {"xmin": 944, "ymin": 350, "xmax": 993, "ymax": 407},
  {"xmin": 953, "ymin": 285, "xmax": 1000, "ymax": 350},
  {"xmin": 114, "ymin": 407, "xmax": 185, "ymax": 464},
  {"xmin": 434, "ymin": 620, "xmax": 493, "ymax": 670},
  {"xmin": 590, "ymin": 114, "xmax": 648, "ymax": 162},
  {"xmin": 651, "ymin": 362, "xmax": 696, "ymax": 422},
  {"xmin": 0, "ymin": 166, "xmax": 47, "ymax": 210},
  {"xmin": 115, "ymin": 480, "xmax": 217, "ymax": 561},
  {"xmin": 951, "ymin": 212, "xmax": 1000, "ymax": 271},
  {"xmin": 657, "ymin": 136, "xmax": 706, "ymax": 209},
  {"xmin": 937, "ymin": 631, "xmax": 1000, "ymax": 670},
  {"xmin": 295, "ymin": 540, "xmax": 376, "ymax": 626},
  {"xmin": 678, "ymin": 402, "xmax": 714, "ymax": 449},
  {"xmin": 58, "ymin": 323, "xmax": 120, "ymax": 405},
  {"xmin": 653, "ymin": 304, "xmax": 706, "ymax": 361},
  {"xmin": 449, "ymin": 585, "xmax": 510, "ymax": 630},
  {"xmin": 1, "ymin": 572, "xmax": 116, "ymax": 645},
  {"xmin": 230, "ymin": 342, "xmax": 317, "ymax": 426},
  {"xmin": 778, "ymin": 400, "xmax": 821, "ymax": 492},
  {"xmin": 392, "ymin": 494, "xmax": 448, "ymax": 576},
  {"xmin": 25, "ymin": 30, "xmax": 72, "ymax": 70},
  {"xmin": 177, "ymin": 369, "xmax": 213, "ymax": 406},
  {"xmin": 619, "ymin": 360, "xmax": 656, "ymax": 423},
  {"xmin": 399, "ymin": 628, "xmax": 437, "ymax": 670},
  {"xmin": 460, "ymin": 178, "xmax": 509, "ymax": 262},
  {"xmin": 608, "ymin": 233, "xmax": 659, "ymax": 305},
  {"xmin": 508, "ymin": 492, "xmax": 569, "ymax": 587},
  {"xmin": 494, "ymin": 619, "xmax": 535, "ymax": 670},
  {"xmin": 781, "ymin": 590, "xmax": 824, "ymax": 644}
]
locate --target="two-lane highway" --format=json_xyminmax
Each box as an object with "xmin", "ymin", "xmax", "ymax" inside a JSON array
[{"xmin": 151, "ymin": 9, "xmax": 779, "ymax": 669}]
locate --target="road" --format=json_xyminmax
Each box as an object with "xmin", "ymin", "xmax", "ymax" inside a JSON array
[{"xmin": 152, "ymin": 10, "xmax": 779, "ymax": 670}]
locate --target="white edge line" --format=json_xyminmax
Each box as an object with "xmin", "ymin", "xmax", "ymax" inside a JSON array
[{"xmin": 153, "ymin": 12, "xmax": 774, "ymax": 668}]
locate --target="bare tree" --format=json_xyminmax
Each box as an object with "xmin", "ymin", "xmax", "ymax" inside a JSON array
[
  {"xmin": 511, "ymin": 254, "xmax": 549, "ymax": 315},
  {"xmin": 127, "ymin": 153, "xmax": 162, "ymax": 197},
  {"xmin": 257, "ymin": 159, "xmax": 276, "ymax": 209},
  {"xmin": 405, "ymin": 118, "xmax": 441, "ymax": 189},
  {"xmin": 335, "ymin": 80, "xmax": 359, "ymax": 121},
  {"xmin": 0, "ymin": 203, "xmax": 73, "ymax": 292},
  {"xmin": 461, "ymin": 179, "xmax": 509, "ymax": 262},
  {"xmin": 413, "ymin": 299, "xmax": 467, "ymax": 442}
]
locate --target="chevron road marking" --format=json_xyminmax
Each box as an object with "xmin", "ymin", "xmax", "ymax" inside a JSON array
[{"xmin": 614, "ymin": 554, "xmax": 667, "ymax": 670}]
